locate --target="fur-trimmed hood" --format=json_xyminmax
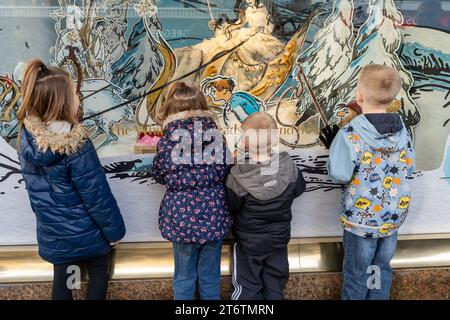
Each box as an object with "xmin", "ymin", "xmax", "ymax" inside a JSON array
[
  {"xmin": 23, "ymin": 116, "xmax": 87, "ymax": 155},
  {"xmin": 162, "ymin": 109, "xmax": 218, "ymax": 129},
  {"xmin": 20, "ymin": 116, "xmax": 87, "ymax": 166}
]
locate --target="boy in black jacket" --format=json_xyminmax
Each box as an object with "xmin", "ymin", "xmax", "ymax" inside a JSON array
[{"xmin": 226, "ymin": 112, "xmax": 306, "ymax": 300}]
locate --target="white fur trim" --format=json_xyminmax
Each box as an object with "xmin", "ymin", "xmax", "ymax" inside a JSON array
[
  {"xmin": 23, "ymin": 116, "xmax": 87, "ymax": 155},
  {"xmin": 162, "ymin": 109, "xmax": 218, "ymax": 128}
]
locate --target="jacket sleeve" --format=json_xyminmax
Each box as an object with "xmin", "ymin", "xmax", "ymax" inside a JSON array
[
  {"xmin": 406, "ymin": 138, "xmax": 416, "ymax": 177},
  {"xmin": 294, "ymin": 168, "xmax": 306, "ymax": 198},
  {"xmin": 225, "ymin": 174, "xmax": 244, "ymax": 216},
  {"xmin": 151, "ymin": 136, "xmax": 173, "ymax": 185},
  {"xmin": 68, "ymin": 141, "xmax": 126, "ymax": 242},
  {"xmin": 216, "ymin": 136, "xmax": 233, "ymax": 182},
  {"xmin": 225, "ymin": 186, "xmax": 244, "ymax": 217},
  {"xmin": 327, "ymin": 129, "xmax": 357, "ymax": 183}
]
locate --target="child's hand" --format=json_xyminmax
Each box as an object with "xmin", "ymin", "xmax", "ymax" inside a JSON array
[{"xmin": 319, "ymin": 124, "xmax": 340, "ymax": 149}]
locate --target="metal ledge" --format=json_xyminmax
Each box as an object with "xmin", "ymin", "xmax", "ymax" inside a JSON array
[{"xmin": 1, "ymin": 238, "xmax": 450, "ymax": 284}]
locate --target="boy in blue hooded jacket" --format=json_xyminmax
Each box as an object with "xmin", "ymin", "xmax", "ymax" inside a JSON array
[{"xmin": 323, "ymin": 65, "xmax": 415, "ymax": 300}]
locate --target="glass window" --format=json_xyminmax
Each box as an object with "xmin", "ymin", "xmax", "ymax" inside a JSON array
[{"xmin": 0, "ymin": 0, "xmax": 449, "ymax": 164}]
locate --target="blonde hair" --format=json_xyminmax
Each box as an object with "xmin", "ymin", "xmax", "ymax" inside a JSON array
[
  {"xmin": 17, "ymin": 59, "xmax": 79, "ymax": 124},
  {"xmin": 241, "ymin": 112, "xmax": 278, "ymax": 157},
  {"xmin": 156, "ymin": 81, "xmax": 210, "ymax": 124},
  {"xmin": 358, "ymin": 64, "xmax": 402, "ymax": 106}
]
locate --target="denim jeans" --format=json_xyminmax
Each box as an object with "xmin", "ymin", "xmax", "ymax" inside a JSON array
[
  {"xmin": 342, "ymin": 230, "xmax": 398, "ymax": 300},
  {"xmin": 172, "ymin": 239, "xmax": 222, "ymax": 300}
]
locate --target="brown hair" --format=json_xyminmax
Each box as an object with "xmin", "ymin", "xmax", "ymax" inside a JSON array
[
  {"xmin": 211, "ymin": 78, "xmax": 235, "ymax": 92},
  {"xmin": 201, "ymin": 77, "xmax": 235, "ymax": 95},
  {"xmin": 17, "ymin": 59, "xmax": 79, "ymax": 124},
  {"xmin": 157, "ymin": 81, "xmax": 210, "ymax": 124},
  {"xmin": 358, "ymin": 64, "xmax": 402, "ymax": 106}
]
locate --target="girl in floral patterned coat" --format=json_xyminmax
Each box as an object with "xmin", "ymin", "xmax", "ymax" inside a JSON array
[{"xmin": 152, "ymin": 82, "xmax": 232, "ymax": 300}]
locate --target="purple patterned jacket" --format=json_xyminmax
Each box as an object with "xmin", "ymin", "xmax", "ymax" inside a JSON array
[{"xmin": 152, "ymin": 110, "xmax": 232, "ymax": 244}]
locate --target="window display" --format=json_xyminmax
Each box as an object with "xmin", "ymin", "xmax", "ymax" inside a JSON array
[{"xmin": 0, "ymin": 0, "xmax": 449, "ymax": 244}]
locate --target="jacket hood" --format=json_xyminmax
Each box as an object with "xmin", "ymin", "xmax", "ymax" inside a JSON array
[
  {"xmin": 226, "ymin": 152, "xmax": 298, "ymax": 201},
  {"xmin": 351, "ymin": 114, "xmax": 409, "ymax": 153},
  {"xmin": 162, "ymin": 110, "xmax": 219, "ymax": 129},
  {"xmin": 20, "ymin": 116, "xmax": 87, "ymax": 166}
]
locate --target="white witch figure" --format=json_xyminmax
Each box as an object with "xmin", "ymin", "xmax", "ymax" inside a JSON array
[
  {"xmin": 52, "ymin": 3, "xmax": 87, "ymax": 78},
  {"xmin": 66, "ymin": 4, "xmax": 84, "ymax": 30},
  {"xmin": 173, "ymin": 0, "xmax": 284, "ymax": 92},
  {"xmin": 92, "ymin": 21, "xmax": 114, "ymax": 77},
  {"xmin": 211, "ymin": 0, "xmax": 275, "ymax": 38}
]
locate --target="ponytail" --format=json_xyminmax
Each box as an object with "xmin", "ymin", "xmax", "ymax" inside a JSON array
[
  {"xmin": 16, "ymin": 58, "xmax": 79, "ymax": 126},
  {"xmin": 16, "ymin": 59, "xmax": 47, "ymax": 152},
  {"xmin": 17, "ymin": 59, "xmax": 47, "ymax": 121}
]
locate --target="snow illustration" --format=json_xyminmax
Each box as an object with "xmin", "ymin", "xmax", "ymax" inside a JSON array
[
  {"xmin": 111, "ymin": 18, "xmax": 164, "ymax": 100},
  {"xmin": 399, "ymin": 26, "xmax": 450, "ymax": 170},
  {"xmin": 295, "ymin": 0, "xmax": 355, "ymax": 125},
  {"xmin": 295, "ymin": 0, "xmax": 421, "ymax": 134},
  {"xmin": 331, "ymin": 0, "xmax": 420, "ymax": 130}
]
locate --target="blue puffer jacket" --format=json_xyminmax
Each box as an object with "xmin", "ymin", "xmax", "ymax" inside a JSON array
[
  {"xmin": 18, "ymin": 116, "xmax": 126, "ymax": 265},
  {"xmin": 152, "ymin": 110, "xmax": 232, "ymax": 244}
]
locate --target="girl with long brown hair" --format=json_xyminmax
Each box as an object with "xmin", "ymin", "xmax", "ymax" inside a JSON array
[{"xmin": 17, "ymin": 59, "xmax": 125, "ymax": 300}]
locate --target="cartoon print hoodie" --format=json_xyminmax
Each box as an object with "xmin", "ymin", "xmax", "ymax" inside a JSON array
[{"xmin": 327, "ymin": 113, "xmax": 415, "ymax": 239}]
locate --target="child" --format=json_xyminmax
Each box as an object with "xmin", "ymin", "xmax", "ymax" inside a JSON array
[
  {"xmin": 326, "ymin": 65, "xmax": 415, "ymax": 300},
  {"xmin": 225, "ymin": 112, "xmax": 306, "ymax": 300},
  {"xmin": 152, "ymin": 82, "xmax": 232, "ymax": 300},
  {"xmin": 17, "ymin": 59, "xmax": 126, "ymax": 300}
]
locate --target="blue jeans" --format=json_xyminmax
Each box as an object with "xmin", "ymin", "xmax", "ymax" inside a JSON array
[
  {"xmin": 342, "ymin": 231, "xmax": 398, "ymax": 300},
  {"xmin": 172, "ymin": 239, "xmax": 222, "ymax": 300}
]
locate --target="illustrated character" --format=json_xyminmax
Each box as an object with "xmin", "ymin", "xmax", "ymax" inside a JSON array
[
  {"xmin": 66, "ymin": 4, "xmax": 83, "ymax": 30},
  {"xmin": 201, "ymin": 76, "xmax": 265, "ymax": 125},
  {"xmin": 92, "ymin": 20, "xmax": 114, "ymax": 76},
  {"xmin": 211, "ymin": 0, "xmax": 275, "ymax": 38}
]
